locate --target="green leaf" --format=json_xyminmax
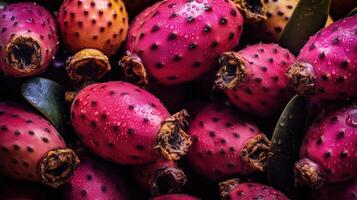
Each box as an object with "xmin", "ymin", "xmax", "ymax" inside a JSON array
[
  {"xmin": 348, "ymin": 7, "xmax": 357, "ymax": 17},
  {"xmin": 279, "ymin": 0, "xmax": 331, "ymax": 55},
  {"xmin": 267, "ymin": 95, "xmax": 309, "ymax": 199},
  {"xmin": 21, "ymin": 77, "xmax": 68, "ymax": 133}
]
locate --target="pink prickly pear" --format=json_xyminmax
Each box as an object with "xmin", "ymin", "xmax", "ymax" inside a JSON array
[
  {"xmin": 295, "ymin": 102, "xmax": 357, "ymax": 189},
  {"xmin": 219, "ymin": 179, "xmax": 289, "ymax": 200},
  {"xmin": 150, "ymin": 194, "xmax": 200, "ymax": 200},
  {"xmin": 132, "ymin": 158, "xmax": 187, "ymax": 195},
  {"xmin": 187, "ymin": 103, "xmax": 271, "ymax": 181},
  {"xmin": 287, "ymin": 15, "xmax": 357, "ymax": 101},
  {"xmin": 0, "ymin": 2, "xmax": 58, "ymax": 77},
  {"xmin": 310, "ymin": 179, "xmax": 357, "ymax": 200},
  {"xmin": 0, "ymin": 102, "xmax": 79, "ymax": 188},
  {"xmin": 120, "ymin": 0, "xmax": 266, "ymax": 86},
  {"xmin": 215, "ymin": 43, "xmax": 296, "ymax": 118},
  {"xmin": 71, "ymin": 81, "xmax": 191, "ymax": 165}
]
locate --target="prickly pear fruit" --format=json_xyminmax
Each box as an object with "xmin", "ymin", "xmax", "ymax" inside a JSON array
[
  {"xmin": 216, "ymin": 43, "xmax": 296, "ymax": 118},
  {"xmin": 62, "ymin": 153, "xmax": 128, "ymax": 200},
  {"xmin": 295, "ymin": 102, "xmax": 357, "ymax": 189},
  {"xmin": 310, "ymin": 179, "xmax": 357, "ymax": 200},
  {"xmin": 71, "ymin": 81, "xmax": 191, "ymax": 165},
  {"xmin": 0, "ymin": 102, "xmax": 79, "ymax": 188},
  {"xmin": 120, "ymin": 0, "xmax": 246, "ymax": 85},
  {"xmin": 187, "ymin": 103, "xmax": 271, "ymax": 181},
  {"xmin": 287, "ymin": 15, "xmax": 357, "ymax": 101},
  {"xmin": 219, "ymin": 179, "xmax": 289, "ymax": 200},
  {"xmin": 58, "ymin": 0, "xmax": 129, "ymax": 56},
  {"xmin": 132, "ymin": 158, "xmax": 186, "ymax": 195},
  {"xmin": 151, "ymin": 194, "xmax": 200, "ymax": 200},
  {"xmin": 0, "ymin": 2, "xmax": 58, "ymax": 77}
]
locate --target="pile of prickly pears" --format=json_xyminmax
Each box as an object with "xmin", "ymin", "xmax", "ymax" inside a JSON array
[{"xmin": 0, "ymin": 0, "xmax": 356, "ymax": 199}]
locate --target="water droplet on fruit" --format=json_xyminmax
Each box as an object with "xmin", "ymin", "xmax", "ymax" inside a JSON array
[
  {"xmin": 345, "ymin": 48, "xmax": 350, "ymax": 53},
  {"xmin": 346, "ymin": 110, "xmax": 357, "ymax": 127}
]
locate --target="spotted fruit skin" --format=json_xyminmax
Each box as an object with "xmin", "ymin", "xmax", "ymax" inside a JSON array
[
  {"xmin": 58, "ymin": 0, "xmax": 129, "ymax": 56},
  {"xmin": 287, "ymin": 15, "xmax": 357, "ymax": 101},
  {"xmin": 296, "ymin": 103, "xmax": 357, "ymax": 187},
  {"xmin": 187, "ymin": 103, "xmax": 270, "ymax": 181},
  {"xmin": 310, "ymin": 179, "xmax": 357, "ymax": 200},
  {"xmin": 151, "ymin": 194, "xmax": 200, "ymax": 200},
  {"xmin": 126, "ymin": 0, "xmax": 243, "ymax": 85},
  {"xmin": 219, "ymin": 43, "xmax": 296, "ymax": 118},
  {"xmin": 0, "ymin": 2, "xmax": 58, "ymax": 77}
]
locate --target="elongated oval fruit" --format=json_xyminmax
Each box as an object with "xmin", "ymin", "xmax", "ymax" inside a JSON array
[
  {"xmin": 287, "ymin": 15, "xmax": 357, "ymax": 101},
  {"xmin": 187, "ymin": 103, "xmax": 271, "ymax": 181},
  {"xmin": 0, "ymin": 102, "xmax": 79, "ymax": 188},
  {"xmin": 0, "ymin": 3, "xmax": 58, "ymax": 77},
  {"xmin": 58, "ymin": 0, "xmax": 129, "ymax": 56},
  {"xmin": 216, "ymin": 43, "xmax": 296, "ymax": 118},
  {"xmin": 71, "ymin": 81, "xmax": 191, "ymax": 164},
  {"xmin": 219, "ymin": 179, "xmax": 289, "ymax": 200},
  {"xmin": 295, "ymin": 103, "xmax": 357, "ymax": 189},
  {"xmin": 120, "ymin": 0, "xmax": 245, "ymax": 86}
]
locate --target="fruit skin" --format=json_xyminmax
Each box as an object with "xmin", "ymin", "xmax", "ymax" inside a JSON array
[
  {"xmin": 287, "ymin": 15, "xmax": 357, "ymax": 101},
  {"xmin": 62, "ymin": 153, "xmax": 128, "ymax": 200},
  {"xmin": 0, "ymin": 2, "xmax": 58, "ymax": 77},
  {"xmin": 150, "ymin": 194, "xmax": 200, "ymax": 200},
  {"xmin": 71, "ymin": 81, "xmax": 191, "ymax": 165},
  {"xmin": 58, "ymin": 0, "xmax": 129, "ymax": 56},
  {"xmin": 186, "ymin": 103, "xmax": 271, "ymax": 181},
  {"xmin": 310, "ymin": 179, "xmax": 357, "ymax": 200},
  {"xmin": 132, "ymin": 158, "xmax": 187, "ymax": 195},
  {"xmin": 294, "ymin": 102, "xmax": 357, "ymax": 189},
  {"xmin": 216, "ymin": 43, "xmax": 296, "ymax": 118},
  {"xmin": 219, "ymin": 179, "xmax": 289, "ymax": 200},
  {"xmin": 0, "ymin": 102, "xmax": 79, "ymax": 188},
  {"xmin": 120, "ymin": 0, "xmax": 244, "ymax": 85}
]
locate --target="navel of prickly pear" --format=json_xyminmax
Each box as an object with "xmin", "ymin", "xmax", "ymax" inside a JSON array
[
  {"xmin": 150, "ymin": 194, "xmax": 201, "ymax": 200},
  {"xmin": 0, "ymin": 102, "xmax": 79, "ymax": 188},
  {"xmin": 287, "ymin": 15, "xmax": 357, "ymax": 101},
  {"xmin": 71, "ymin": 81, "xmax": 191, "ymax": 165},
  {"xmin": 187, "ymin": 103, "xmax": 271, "ymax": 181},
  {"xmin": 295, "ymin": 102, "xmax": 357, "ymax": 189},
  {"xmin": 58, "ymin": 0, "xmax": 129, "ymax": 56},
  {"xmin": 0, "ymin": 2, "xmax": 58, "ymax": 77},
  {"xmin": 132, "ymin": 158, "xmax": 186, "ymax": 195},
  {"xmin": 120, "ymin": 0, "xmax": 246, "ymax": 86},
  {"xmin": 219, "ymin": 179, "xmax": 289, "ymax": 200},
  {"xmin": 310, "ymin": 179, "xmax": 357, "ymax": 200},
  {"xmin": 216, "ymin": 43, "xmax": 296, "ymax": 118}
]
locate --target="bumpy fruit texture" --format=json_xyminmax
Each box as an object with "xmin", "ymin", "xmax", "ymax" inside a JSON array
[
  {"xmin": 310, "ymin": 179, "xmax": 357, "ymax": 200},
  {"xmin": 0, "ymin": 2, "xmax": 58, "ymax": 77},
  {"xmin": 0, "ymin": 102, "xmax": 79, "ymax": 188},
  {"xmin": 71, "ymin": 81, "xmax": 191, "ymax": 165},
  {"xmin": 122, "ymin": 0, "xmax": 243, "ymax": 85},
  {"xmin": 295, "ymin": 103, "xmax": 357, "ymax": 188},
  {"xmin": 219, "ymin": 180, "xmax": 289, "ymax": 200},
  {"xmin": 216, "ymin": 43, "xmax": 296, "ymax": 118},
  {"xmin": 187, "ymin": 103, "xmax": 270, "ymax": 181},
  {"xmin": 58, "ymin": 0, "xmax": 129, "ymax": 56},
  {"xmin": 287, "ymin": 15, "xmax": 357, "ymax": 101},
  {"xmin": 151, "ymin": 194, "xmax": 200, "ymax": 200},
  {"xmin": 132, "ymin": 158, "xmax": 186, "ymax": 195},
  {"xmin": 63, "ymin": 153, "xmax": 128, "ymax": 200}
]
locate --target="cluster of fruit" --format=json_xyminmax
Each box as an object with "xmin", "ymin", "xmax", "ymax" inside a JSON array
[{"xmin": 0, "ymin": 0, "xmax": 356, "ymax": 199}]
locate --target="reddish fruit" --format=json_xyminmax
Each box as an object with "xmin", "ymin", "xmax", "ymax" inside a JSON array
[
  {"xmin": 187, "ymin": 103, "xmax": 271, "ymax": 181},
  {"xmin": 0, "ymin": 102, "xmax": 79, "ymax": 188},
  {"xmin": 310, "ymin": 179, "xmax": 357, "ymax": 200},
  {"xmin": 0, "ymin": 2, "xmax": 58, "ymax": 77},
  {"xmin": 71, "ymin": 81, "xmax": 191, "ymax": 164}
]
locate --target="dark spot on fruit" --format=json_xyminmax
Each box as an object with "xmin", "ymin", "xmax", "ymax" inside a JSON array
[
  {"xmin": 136, "ymin": 145, "xmax": 144, "ymax": 151},
  {"xmin": 261, "ymin": 66, "xmax": 268, "ymax": 71},
  {"xmin": 101, "ymin": 185, "xmax": 107, "ymax": 192},
  {"xmin": 150, "ymin": 43, "xmax": 158, "ymax": 50},
  {"xmin": 187, "ymin": 16, "xmax": 194, "ymax": 23},
  {"xmin": 109, "ymin": 91, "xmax": 115, "ymax": 96},
  {"xmin": 168, "ymin": 32, "xmax": 177, "ymax": 40},
  {"xmin": 332, "ymin": 37, "xmax": 339, "ymax": 45},
  {"xmin": 273, "ymin": 76, "xmax": 279, "ymax": 81},
  {"xmin": 173, "ymin": 55, "xmax": 182, "ymax": 61},
  {"xmin": 340, "ymin": 60, "xmax": 349, "ymax": 68},
  {"xmin": 199, "ymin": 121, "xmax": 204, "ymax": 127},
  {"xmin": 130, "ymin": 155, "xmax": 139, "ymax": 160},
  {"xmin": 203, "ymin": 25, "xmax": 211, "ymax": 33},
  {"xmin": 231, "ymin": 9, "xmax": 237, "ymax": 16},
  {"xmin": 220, "ymin": 139, "xmax": 226, "ymax": 144},
  {"xmin": 86, "ymin": 175, "xmax": 92, "ymax": 180},
  {"xmin": 42, "ymin": 137, "xmax": 49, "ymax": 143},
  {"xmin": 219, "ymin": 149, "xmax": 225, "ymax": 155},
  {"xmin": 13, "ymin": 144, "xmax": 20, "ymax": 150},
  {"xmin": 127, "ymin": 128, "xmax": 135, "ymax": 135},
  {"xmin": 156, "ymin": 63, "xmax": 164, "ymax": 69},
  {"xmin": 27, "ymin": 147, "xmax": 34, "ymax": 152},
  {"xmin": 209, "ymin": 131, "xmax": 216, "ymax": 137},
  {"xmin": 80, "ymin": 114, "xmax": 86, "ymax": 119},
  {"xmin": 204, "ymin": 5, "xmax": 212, "ymax": 11},
  {"xmin": 14, "ymin": 130, "xmax": 20, "ymax": 135},
  {"xmin": 337, "ymin": 130, "xmax": 344, "ymax": 139},
  {"xmin": 168, "ymin": 76, "xmax": 177, "ymax": 80},
  {"xmin": 212, "ymin": 117, "xmax": 219, "ymax": 122},
  {"xmin": 28, "ymin": 130, "xmax": 34, "ymax": 135},
  {"xmin": 207, "ymin": 150, "xmax": 212, "ymax": 155},
  {"xmin": 210, "ymin": 41, "xmax": 218, "ymax": 47},
  {"xmin": 152, "ymin": 11, "xmax": 160, "ymax": 17},
  {"xmin": 220, "ymin": 17, "xmax": 227, "ymax": 25},
  {"xmin": 12, "ymin": 114, "xmax": 19, "ymax": 118},
  {"xmin": 233, "ymin": 133, "xmax": 240, "ymax": 138},
  {"xmin": 108, "ymin": 142, "xmax": 114, "ymax": 148},
  {"xmin": 170, "ymin": 13, "xmax": 177, "ymax": 18},
  {"xmin": 189, "ymin": 43, "xmax": 197, "ymax": 50},
  {"xmin": 192, "ymin": 62, "xmax": 201, "ymax": 68},
  {"xmin": 316, "ymin": 136, "xmax": 323, "ymax": 145},
  {"xmin": 90, "ymin": 121, "xmax": 97, "ymax": 128},
  {"xmin": 336, "ymin": 76, "xmax": 345, "ymax": 83},
  {"xmin": 309, "ymin": 43, "xmax": 315, "ymax": 50},
  {"xmin": 324, "ymin": 151, "xmax": 331, "ymax": 158},
  {"xmin": 339, "ymin": 151, "xmax": 348, "ymax": 159},
  {"xmin": 168, "ymin": 3, "xmax": 176, "ymax": 8},
  {"xmin": 1, "ymin": 125, "xmax": 8, "ymax": 131},
  {"xmin": 81, "ymin": 190, "xmax": 87, "ymax": 196},
  {"xmin": 268, "ymin": 58, "xmax": 273, "ymax": 63},
  {"xmin": 91, "ymin": 101, "xmax": 97, "ymax": 107},
  {"xmin": 112, "ymin": 126, "xmax": 119, "ymax": 132},
  {"xmin": 128, "ymin": 105, "xmax": 135, "ymax": 110},
  {"xmin": 245, "ymin": 88, "xmax": 253, "ymax": 95},
  {"xmin": 322, "ymin": 74, "xmax": 330, "ymax": 80},
  {"xmin": 151, "ymin": 25, "xmax": 159, "ymax": 32},
  {"xmin": 319, "ymin": 52, "xmax": 325, "ymax": 59}
]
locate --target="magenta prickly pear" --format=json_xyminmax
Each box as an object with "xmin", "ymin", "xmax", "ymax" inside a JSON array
[
  {"xmin": 0, "ymin": 102, "xmax": 79, "ymax": 188},
  {"xmin": 132, "ymin": 158, "xmax": 187, "ymax": 195},
  {"xmin": 120, "ymin": 0, "xmax": 247, "ymax": 86},
  {"xmin": 219, "ymin": 179, "xmax": 289, "ymax": 200},
  {"xmin": 151, "ymin": 194, "xmax": 200, "ymax": 200},
  {"xmin": 0, "ymin": 3, "xmax": 58, "ymax": 77},
  {"xmin": 62, "ymin": 153, "xmax": 128, "ymax": 200},
  {"xmin": 71, "ymin": 81, "xmax": 191, "ymax": 164},
  {"xmin": 186, "ymin": 103, "xmax": 271, "ymax": 181},
  {"xmin": 295, "ymin": 102, "xmax": 357, "ymax": 189},
  {"xmin": 287, "ymin": 15, "xmax": 357, "ymax": 101},
  {"xmin": 216, "ymin": 43, "xmax": 296, "ymax": 118},
  {"xmin": 310, "ymin": 179, "xmax": 357, "ymax": 200}
]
